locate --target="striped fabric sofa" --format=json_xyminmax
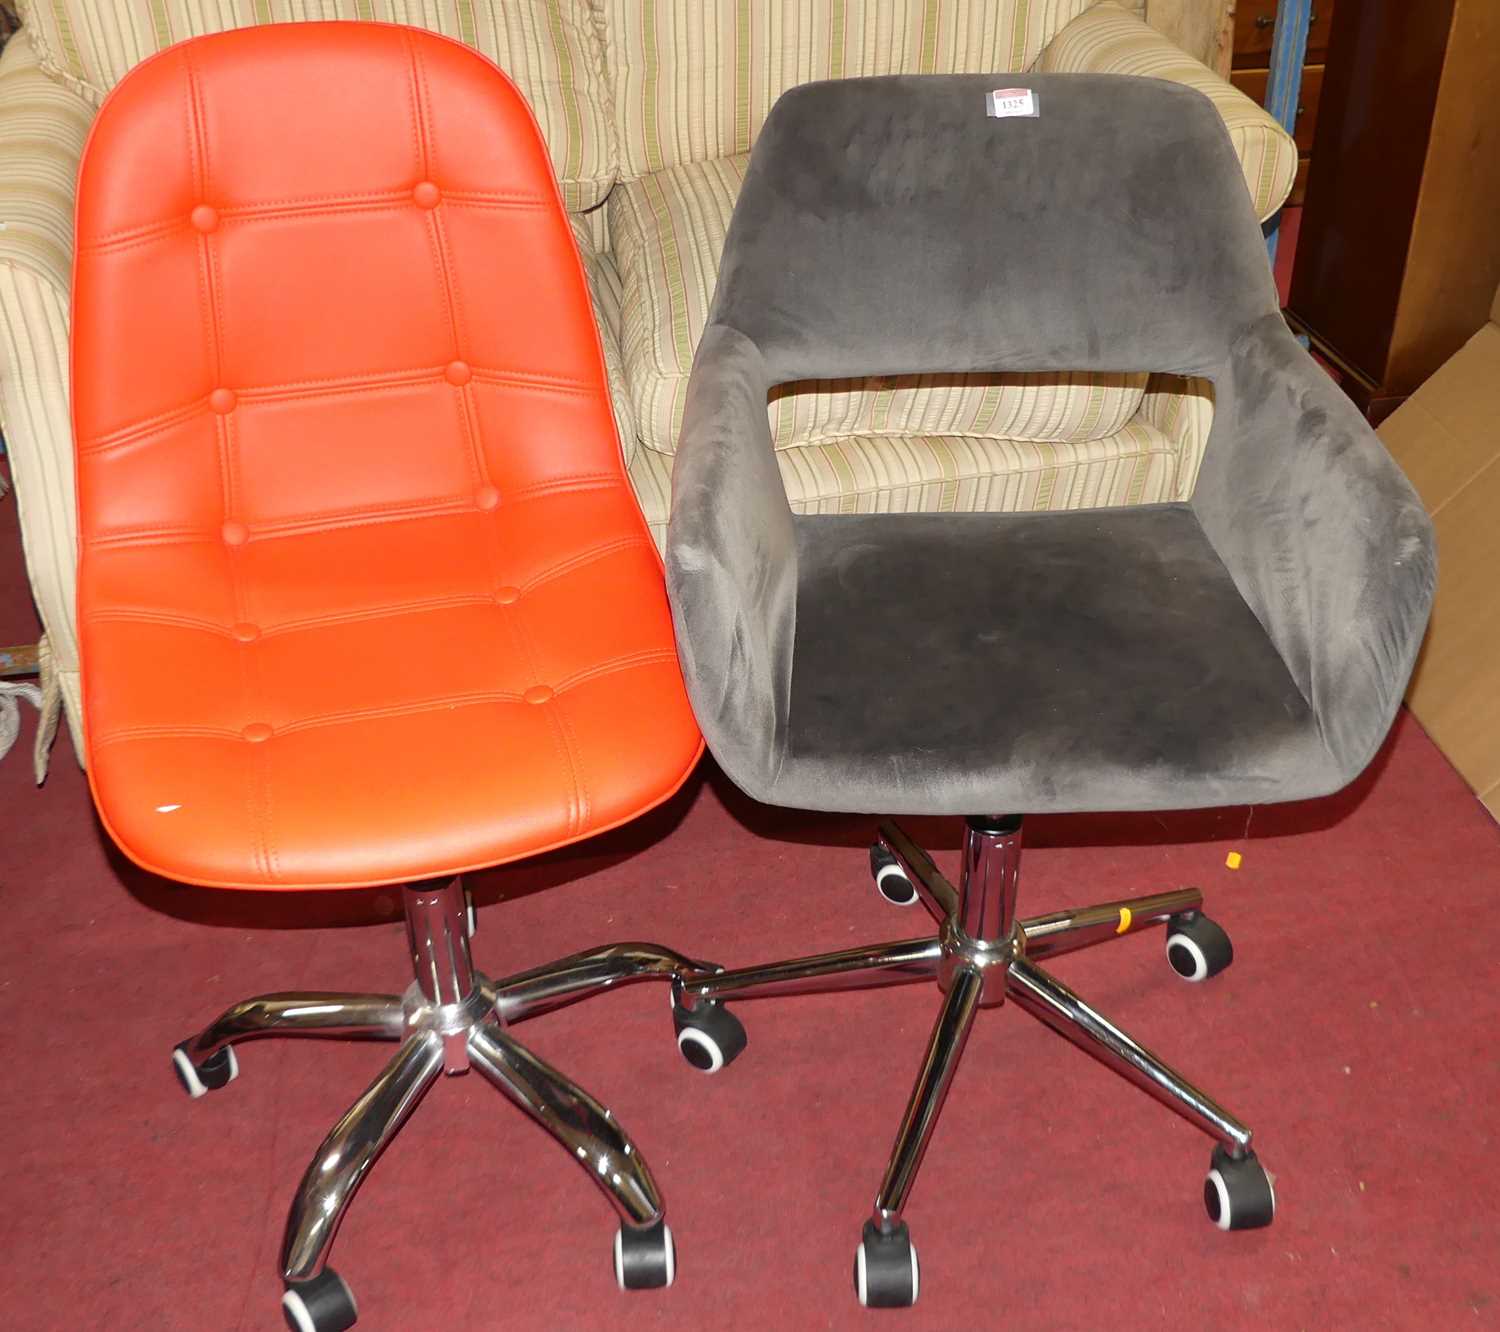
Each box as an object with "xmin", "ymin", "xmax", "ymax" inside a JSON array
[{"xmin": 0, "ymin": 1, "xmax": 1296, "ymax": 773}]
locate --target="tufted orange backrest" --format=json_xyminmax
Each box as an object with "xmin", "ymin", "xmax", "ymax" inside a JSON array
[
  {"xmin": 73, "ymin": 23, "xmax": 700, "ymax": 889},
  {"xmin": 73, "ymin": 21, "xmax": 624, "ymax": 533}
]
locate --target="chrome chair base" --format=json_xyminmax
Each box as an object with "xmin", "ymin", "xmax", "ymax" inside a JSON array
[
  {"xmin": 672, "ymin": 815, "xmax": 1276, "ymax": 1309},
  {"xmin": 173, "ymin": 875, "xmax": 727, "ymax": 1332}
]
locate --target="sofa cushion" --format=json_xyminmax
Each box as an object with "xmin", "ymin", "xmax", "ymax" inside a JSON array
[
  {"xmin": 627, "ymin": 414, "xmax": 1185, "ymax": 548},
  {"xmin": 16, "ymin": 0, "xmax": 615, "ymax": 211},
  {"xmin": 598, "ymin": 0, "xmax": 1145, "ymax": 179},
  {"xmin": 609, "ymin": 153, "xmax": 1147, "ymax": 453}
]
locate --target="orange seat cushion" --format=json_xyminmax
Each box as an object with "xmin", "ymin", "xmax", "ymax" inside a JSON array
[{"xmin": 72, "ymin": 23, "xmax": 701, "ymax": 890}]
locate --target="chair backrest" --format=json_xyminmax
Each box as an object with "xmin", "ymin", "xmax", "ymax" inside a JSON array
[
  {"xmin": 72, "ymin": 22, "xmax": 626, "ymax": 555},
  {"xmin": 711, "ymin": 73, "xmax": 1279, "ymax": 386},
  {"xmin": 602, "ymin": 0, "xmax": 1132, "ymax": 179}
]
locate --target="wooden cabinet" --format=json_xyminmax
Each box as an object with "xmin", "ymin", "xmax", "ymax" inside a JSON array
[
  {"xmin": 1286, "ymin": 0, "xmax": 1500, "ymax": 422},
  {"xmin": 1230, "ymin": 0, "xmax": 1335, "ymax": 205}
]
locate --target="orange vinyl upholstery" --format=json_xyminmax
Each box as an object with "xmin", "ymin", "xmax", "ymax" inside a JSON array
[{"xmin": 72, "ymin": 23, "xmax": 702, "ymax": 891}]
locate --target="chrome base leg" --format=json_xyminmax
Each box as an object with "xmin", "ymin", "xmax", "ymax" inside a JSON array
[
  {"xmin": 1020, "ymin": 887, "xmax": 1203, "ymax": 962},
  {"xmin": 281, "ymin": 1032, "xmax": 444, "ymax": 1282},
  {"xmin": 1006, "ymin": 955, "xmax": 1252, "ymax": 1153},
  {"xmin": 181, "ymin": 993, "xmax": 405, "ymax": 1064},
  {"xmin": 679, "ymin": 937, "xmax": 942, "ymax": 1007},
  {"xmin": 488, "ymin": 941, "xmax": 712, "ymax": 1024},
  {"xmin": 468, "ymin": 1018, "xmax": 664, "ymax": 1228},
  {"xmin": 876, "ymin": 821, "xmax": 958, "ymax": 922},
  {"xmin": 873, "ymin": 967, "xmax": 984, "ymax": 1228},
  {"xmin": 670, "ymin": 816, "xmax": 1265, "ymax": 1309},
  {"xmin": 173, "ymin": 873, "xmax": 694, "ymax": 1322}
]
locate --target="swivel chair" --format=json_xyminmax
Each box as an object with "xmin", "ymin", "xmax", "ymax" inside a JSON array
[
  {"xmin": 72, "ymin": 24, "xmax": 737, "ymax": 1330},
  {"xmin": 665, "ymin": 74, "xmax": 1436, "ymax": 1307}
]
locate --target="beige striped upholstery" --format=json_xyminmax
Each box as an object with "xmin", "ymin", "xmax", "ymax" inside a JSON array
[
  {"xmin": 1140, "ymin": 371, "xmax": 1214, "ymax": 500},
  {"xmin": 627, "ymin": 400, "xmax": 1199, "ymax": 550},
  {"xmin": 572, "ymin": 223, "xmax": 639, "ymax": 464},
  {"xmin": 0, "ymin": 31, "xmax": 90, "ymax": 766},
  {"xmin": 599, "ymin": 0, "xmax": 1146, "ymax": 180},
  {"xmin": 609, "ymin": 152, "xmax": 1149, "ymax": 453},
  {"xmin": 1036, "ymin": 2, "xmax": 1296, "ymax": 222},
  {"xmin": 15, "ymin": 0, "xmax": 615, "ymax": 211}
]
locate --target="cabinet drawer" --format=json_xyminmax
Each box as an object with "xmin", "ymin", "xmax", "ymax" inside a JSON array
[
  {"xmin": 1233, "ymin": 0, "xmax": 1336, "ymax": 68},
  {"xmin": 1231, "ymin": 64, "xmax": 1324, "ymax": 154}
]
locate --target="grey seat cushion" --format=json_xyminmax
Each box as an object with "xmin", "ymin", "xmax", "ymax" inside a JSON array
[
  {"xmin": 666, "ymin": 74, "xmax": 1436, "ymax": 815},
  {"xmin": 789, "ymin": 506, "xmax": 1321, "ymax": 814}
]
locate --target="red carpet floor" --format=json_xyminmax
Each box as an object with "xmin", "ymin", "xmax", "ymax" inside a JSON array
[{"xmin": 4, "ymin": 467, "xmax": 1500, "ymax": 1332}]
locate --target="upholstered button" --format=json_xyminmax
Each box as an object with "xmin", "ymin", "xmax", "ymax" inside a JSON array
[
  {"xmin": 190, "ymin": 204, "xmax": 219, "ymax": 233},
  {"xmin": 221, "ymin": 520, "xmax": 248, "ymax": 546},
  {"xmin": 209, "ymin": 388, "xmax": 237, "ymax": 414},
  {"xmin": 231, "ymin": 622, "xmax": 260, "ymax": 643},
  {"xmin": 524, "ymin": 685, "xmax": 553, "ymax": 705},
  {"xmin": 495, "ymin": 586, "xmax": 520, "ymax": 605},
  {"xmin": 413, "ymin": 181, "xmax": 441, "ymax": 208},
  {"xmin": 241, "ymin": 723, "xmax": 272, "ymax": 743},
  {"xmin": 474, "ymin": 485, "xmax": 500, "ymax": 511},
  {"xmin": 444, "ymin": 359, "xmax": 472, "ymax": 386}
]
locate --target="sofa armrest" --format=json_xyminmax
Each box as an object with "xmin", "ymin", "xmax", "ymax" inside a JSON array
[
  {"xmin": 0, "ymin": 31, "xmax": 94, "ymax": 773},
  {"xmin": 571, "ymin": 219, "xmax": 639, "ymax": 467},
  {"xmin": 1036, "ymin": 2, "xmax": 1298, "ymax": 223}
]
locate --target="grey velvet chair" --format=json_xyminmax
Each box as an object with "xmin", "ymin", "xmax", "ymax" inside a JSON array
[{"xmin": 664, "ymin": 74, "xmax": 1435, "ymax": 1308}]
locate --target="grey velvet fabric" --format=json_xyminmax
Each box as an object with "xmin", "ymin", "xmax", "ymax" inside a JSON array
[{"xmin": 666, "ymin": 74, "xmax": 1436, "ymax": 815}]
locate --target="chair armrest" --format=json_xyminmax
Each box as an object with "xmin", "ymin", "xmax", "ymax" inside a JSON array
[
  {"xmin": 1035, "ymin": 2, "xmax": 1298, "ymax": 222},
  {"xmin": 0, "ymin": 31, "xmax": 94, "ymax": 773},
  {"xmin": 665, "ymin": 324, "xmax": 797, "ymax": 800},
  {"xmin": 1194, "ymin": 315, "xmax": 1436, "ymax": 785},
  {"xmin": 571, "ymin": 219, "xmax": 639, "ymax": 465}
]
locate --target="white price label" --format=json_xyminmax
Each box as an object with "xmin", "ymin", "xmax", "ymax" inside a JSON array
[{"xmin": 987, "ymin": 87, "xmax": 1038, "ymax": 119}]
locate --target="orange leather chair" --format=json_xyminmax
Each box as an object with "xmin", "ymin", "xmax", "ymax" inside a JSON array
[{"xmin": 72, "ymin": 24, "xmax": 736, "ymax": 1331}]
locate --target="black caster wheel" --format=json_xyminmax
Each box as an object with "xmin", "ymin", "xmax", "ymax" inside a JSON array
[
  {"xmin": 282, "ymin": 1269, "xmax": 358, "ymax": 1332},
  {"xmin": 854, "ymin": 1219, "xmax": 919, "ymax": 1308},
  {"xmin": 1205, "ymin": 1145, "xmax": 1275, "ymax": 1230},
  {"xmin": 614, "ymin": 1218, "xmax": 675, "ymax": 1290},
  {"xmin": 672, "ymin": 1000, "xmax": 747, "ymax": 1073},
  {"xmin": 171, "ymin": 1041, "xmax": 238, "ymax": 1099},
  {"xmin": 870, "ymin": 844, "xmax": 919, "ymax": 907},
  {"xmin": 1165, "ymin": 910, "xmax": 1233, "ymax": 982}
]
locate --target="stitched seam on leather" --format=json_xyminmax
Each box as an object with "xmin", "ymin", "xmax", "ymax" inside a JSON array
[
  {"xmin": 506, "ymin": 475, "xmax": 620, "ymax": 500},
  {"xmin": 85, "ymin": 527, "xmax": 218, "ymax": 549},
  {"xmin": 407, "ymin": 32, "xmax": 578, "ymax": 834},
  {"xmin": 495, "ymin": 586, "xmax": 582, "ymax": 836},
  {"xmin": 550, "ymin": 697, "xmax": 591, "ymax": 832},
  {"xmin": 88, "ymin": 501, "xmax": 480, "ymax": 547},
  {"xmin": 82, "ymin": 372, "xmax": 598, "ymax": 452},
  {"xmin": 408, "ymin": 40, "xmax": 487, "ymax": 501},
  {"xmin": 85, "ymin": 594, "xmax": 497, "ymax": 641},
  {"xmin": 271, "ymin": 692, "xmax": 530, "ymax": 738},
  {"xmin": 519, "ymin": 535, "xmax": 649, "ymax": 593},
  {"xmin": 84, "ymin": 609, "xmax": 237, "ymax": 636},
  {"xmin": 186, "ymin": 49, "xmax": 271, "ymax": 883},
  {"xmin": 79, "ymin": 189, "xmax": 548, "ymax": 248},
  {"xmin": 470, "ymin": 370, "xmax": 594, "ymax": 393},
  {"xmin": 551, "ymin": 648, "xmax": 679, "ymax": 696},
  {"xmin": 93, "ymin": 725, "xmax": 249, "ymax": 747},
  {"xmin": 259, "ymin": 595, "xmax": 495, "ymax": 638},
  {"xmin": 80, "ymin": 401, "xmax": 209, "ymax": 453}
]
